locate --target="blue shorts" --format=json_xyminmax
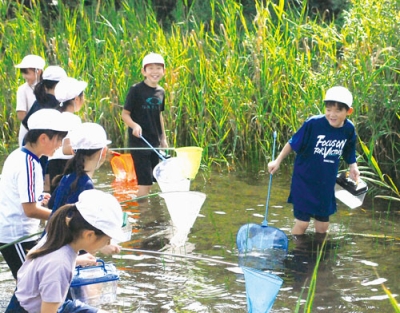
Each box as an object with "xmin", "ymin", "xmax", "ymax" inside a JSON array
[{"xmin": 294, "ymin": 209, "xmax": 330, "ymax": 222}]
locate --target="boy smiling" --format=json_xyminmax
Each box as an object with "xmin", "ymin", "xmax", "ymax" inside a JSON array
[
  {"xmin": 121, "ymin": 53, "xmax": 169, "ymax": 197},
  {"xmin": 268, "ymin": 86, "xmax": 360, "ymax": 235}
]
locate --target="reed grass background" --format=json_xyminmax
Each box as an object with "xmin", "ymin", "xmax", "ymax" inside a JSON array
[{"xmin": 0, "ymin": 0, "xmax": 398, "ymax": 198}]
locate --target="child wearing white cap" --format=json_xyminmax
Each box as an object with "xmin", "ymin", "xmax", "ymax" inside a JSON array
[
  {"xmin": 121, "ymin": 52, "xmax": 169, "ymax": 197},
  {"xmin": 14, "ymin": 54, "xmax": 46, "ymax": 146},
  {"xmin": 268, "ymin": 86, "xmax": 360, "ymax": 235},
  {"xmin": 47, "ymin": 77, "xmax": 88, "ymax": 194},
  {"xmin": 22, "ymin": 65, "xmax": 68, "ymax": 130},
  {"xmin": 0, "ymin": 109, "xmax": 69, "ymax": 280},
  {"xmin": 6, "ymin": 189, "xmax": 125, "ymax": 313},
  {"xmin": 49, "ymin": 123, "xmax": 112, "ymax": 215},
  {"xmin": 20, "ymin": 65, "xmax": 68, "ymax": 191}
]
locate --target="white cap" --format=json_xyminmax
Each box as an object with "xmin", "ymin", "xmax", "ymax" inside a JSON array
[
  {"xmin": 43, "ymin": 66, "xmax": 68, "ymax": 81},
  {"xmin": 27, "ymin": 109, "xmax": 69, "ymax": 132},
  {"xmin": 76, "ymin": 189, "xmax": 126, "ymax": 242},
  {"xmin": 324, "ymin": 86, "xmax": 353, "ymax": 108},
  {"xmin": 69, "ymin": 122, "xmax": 111, "ymax": 150},
  {"xmin": 15, "ymin": 54, "xmax": 45, "ymax": 70},
  {"xmin": 142, "ymin": 53, "xmax": 165, "ymax": 69},
  {"xmin": 55, "ymin": 77, "xmax": 88, "ymax": 103}
]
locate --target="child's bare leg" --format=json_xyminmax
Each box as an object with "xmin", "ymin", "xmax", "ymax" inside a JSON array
[
  {"xmin": 292, "ymin": 219, "xmax": 309, "ymax": 235},
  {"xmin": 314, "ymin": 221, "xmax": 329, "ymax": 234},
  {"xmin": 136, "ymin": 185, "xmax": 151, "ymax": 198}
]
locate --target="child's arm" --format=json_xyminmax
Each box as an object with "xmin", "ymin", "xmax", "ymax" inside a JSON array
[
  {"xmin": 268, "ymin": 142, "xmax": 293, "ymax": 174},
  {"xmin": 41, "ymin": 301, "xmax": 61, "ymax": 313},
  {"xmin": 348, "ymin": 163, "xmax": 360, "ymax": 182},
  {"xmin": 22, "ymin": 203, "xmax": 52, "ymax": 220},
  {"xmin": 121, "ymin": 109, "xmax": 142, "ymax": 137},
  {"xmin": 159, "ymin": 113, "xmax": 168, "ymax": 148}
]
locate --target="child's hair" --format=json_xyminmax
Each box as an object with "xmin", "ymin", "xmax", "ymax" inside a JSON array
[
  {"xmin": 28, "ymin": 204, "xmax": 106, "ymax": 260},
  {"xmin": 33, "ymin": 79, "xmax": 60, "ymax": 104},
  {"xmin": 57, "ymin": 92, "xmax": 84, "ymax": 113},
  {"xmin": 51, "ymin": 148, "xmax": 101, "ymax": 190},
  {"xmin": 24, "ymin": 129, "xmax": 68, "ymax": 144},
  {"xmin": 324, "ymin": 101, "xmax": 350, "ymax": 111}
]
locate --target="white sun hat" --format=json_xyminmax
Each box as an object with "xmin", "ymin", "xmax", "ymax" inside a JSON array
[
  {"xmin": 43, "ymin": 65, "xmax": 68, "ymax": 81},
  {"xmin": 76, "ymin": 189, "xmax": 126, "ymax": 243},
  {"xmin": 27, "ymin": 109, "xmax": 69, "ymax": 132},
  {"xmin": 15, "ymin": 54, "xmax": 46, "ymax": 70},
  {"xmin": 324, "ymin": 86, "xmax": 353, "ymax": 108},
  {"xmin": 55, "ymin": 77, "xmax": 88, "ymax": 103},
  {"xmin": 69, "ymin": 122, "xmax": 112, "ymax": 150},
  {"xmin": 142, "ymin": 53, "xmax": 165, "ymax": 69}
]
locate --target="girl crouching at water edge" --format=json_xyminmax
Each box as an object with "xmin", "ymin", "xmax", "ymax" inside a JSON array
[{"xmin": 6, "ymin": 189, "xmax": 126, "ymax": 313}]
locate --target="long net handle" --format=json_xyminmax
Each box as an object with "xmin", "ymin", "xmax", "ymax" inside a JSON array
[
  {"xmin": 262, "ymin": 131, "xmax": 277, "ymax": 226},
  {"xmin": 140, "ymin": 135, "xmax": 166, "ymax": 160}
]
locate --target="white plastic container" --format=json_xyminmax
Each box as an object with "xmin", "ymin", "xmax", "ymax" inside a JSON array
[
  {"xmin": 69, "ymin": 259, "xmax": 119, "ymax": 306},
  {"xmin": 335, "ymin": 172, "xmax": 368, "ymax": 209}
]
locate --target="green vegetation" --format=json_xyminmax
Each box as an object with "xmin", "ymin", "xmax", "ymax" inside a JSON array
[{"xmin": 0, "ymin": 0, "xmax": 398, "ymax": 202}]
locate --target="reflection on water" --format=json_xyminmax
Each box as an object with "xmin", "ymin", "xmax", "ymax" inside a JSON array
[{"xmin": 1, "ymin": 163, "xmax": 400, "ymax": 312}]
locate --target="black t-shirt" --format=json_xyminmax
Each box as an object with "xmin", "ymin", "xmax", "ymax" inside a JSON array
[{"xmin": 123, "ymin": 81, "xmax": 165, "ymax": 147}]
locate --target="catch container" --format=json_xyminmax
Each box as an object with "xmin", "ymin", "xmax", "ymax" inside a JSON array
[{"xmin": 69, "ymin": 259, "xmax": 119, "ymax": 307}]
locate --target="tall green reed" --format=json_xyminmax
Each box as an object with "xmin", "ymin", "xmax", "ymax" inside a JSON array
[{"xmin": 0, "ymin": 0, "xmax": 398, "ymax": 198}]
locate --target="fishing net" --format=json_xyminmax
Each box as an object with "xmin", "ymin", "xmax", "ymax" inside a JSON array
[
  {"xmin": 242, "ymin": 266, "xmax": 283, "ymax": 313},
  {"xmin": 175, "ymin": 146, "xmax": 203, "ymax": 180},
  {"xmin": 160, "ymin": 191, "xmax": 206, "ymax": 247},
  {"xmin": 153, "ymin": 157, "xmax": 191, "ymax": 192}
]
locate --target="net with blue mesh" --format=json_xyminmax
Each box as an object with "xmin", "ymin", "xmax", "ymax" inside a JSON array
[{"xmin": 242, "ymin": 266, "xmax": 283, "ymax": 313}]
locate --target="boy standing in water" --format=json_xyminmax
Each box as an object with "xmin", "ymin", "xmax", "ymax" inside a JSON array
[
  {"xmin": 268, "ymin": 86, "xmax": 360, "ymax": 235},
  {"xmin": 14, "ymin": 54, "xmax": 46, "ymax": 146},
  {"xmin": 122, "ymin": 53, "xmax": 169, "ymax": 197}
]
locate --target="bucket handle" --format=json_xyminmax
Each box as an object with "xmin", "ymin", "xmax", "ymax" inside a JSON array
[{"xmin": 75, "ymin": 259, "xmax": 107, "ymax": 275}]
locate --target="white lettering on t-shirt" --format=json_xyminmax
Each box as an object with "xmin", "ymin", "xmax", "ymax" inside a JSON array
[{"xmin": 314, "ymin": 135, "xmax": 347, "ymax": 159}]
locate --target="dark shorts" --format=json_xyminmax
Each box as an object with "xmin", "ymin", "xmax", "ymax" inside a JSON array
[
  {"xmin": 294, "ymin": 209, "xmax": 330, "ymax": 222},
  {"xmin": 130, "ymin": 150, "xmax": 159, "ymax": 185},
  {"xmin": 0, "ymin": 240, "xmax": 38, "ymax": 279}
]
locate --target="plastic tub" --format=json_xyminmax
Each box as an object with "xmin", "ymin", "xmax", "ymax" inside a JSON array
[{"xmin": 69, "ymin": 259, "xmax": 119, "ymax": 306}]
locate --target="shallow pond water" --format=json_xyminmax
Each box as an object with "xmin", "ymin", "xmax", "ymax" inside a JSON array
[{"xmin": 1, "ymin": 161, "xmax": 399, "ymax": 312}]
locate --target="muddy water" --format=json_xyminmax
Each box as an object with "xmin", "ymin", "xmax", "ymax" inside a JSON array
[{"xmin": 1, "ymin": 162, "xmax": 399, "ymax": 312}]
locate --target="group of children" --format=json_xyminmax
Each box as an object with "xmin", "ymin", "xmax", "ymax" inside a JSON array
[
  {"xmin": 0, "ymin": 55, "xmax": 127, "ymax": 312},
  {"xmin": 0, "ymin": 51, "xmax": 360, "ymax": 312}
]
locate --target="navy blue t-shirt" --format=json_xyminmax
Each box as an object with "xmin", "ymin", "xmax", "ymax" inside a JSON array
[
  {"xmin": 48, "ymin": 173, "xmax": 94, "ymax": 215},
  {"xmin": 288, "ymin": 115, "xmax": 357, "ymax": 216}
]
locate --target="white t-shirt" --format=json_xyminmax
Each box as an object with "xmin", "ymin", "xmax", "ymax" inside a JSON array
[
  {"xmin": 16, "ymin": 83, "xmax": 36, "ymax": 146},
  {"xmin": 16, "ymin": 244, "xmax": 78, "ymax": 312},
  {"xmin": 0, "ymin": 148, "xmax": 44, "ymax": 243},
  {"xmin": 48, "ymin": 112, "xmax": 82, "ymax": 160}
]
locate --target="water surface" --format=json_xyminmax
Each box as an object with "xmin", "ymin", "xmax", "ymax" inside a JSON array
[{"xmin": 1, "ymin": 162, "xmax": 399, "ymax": 312}]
